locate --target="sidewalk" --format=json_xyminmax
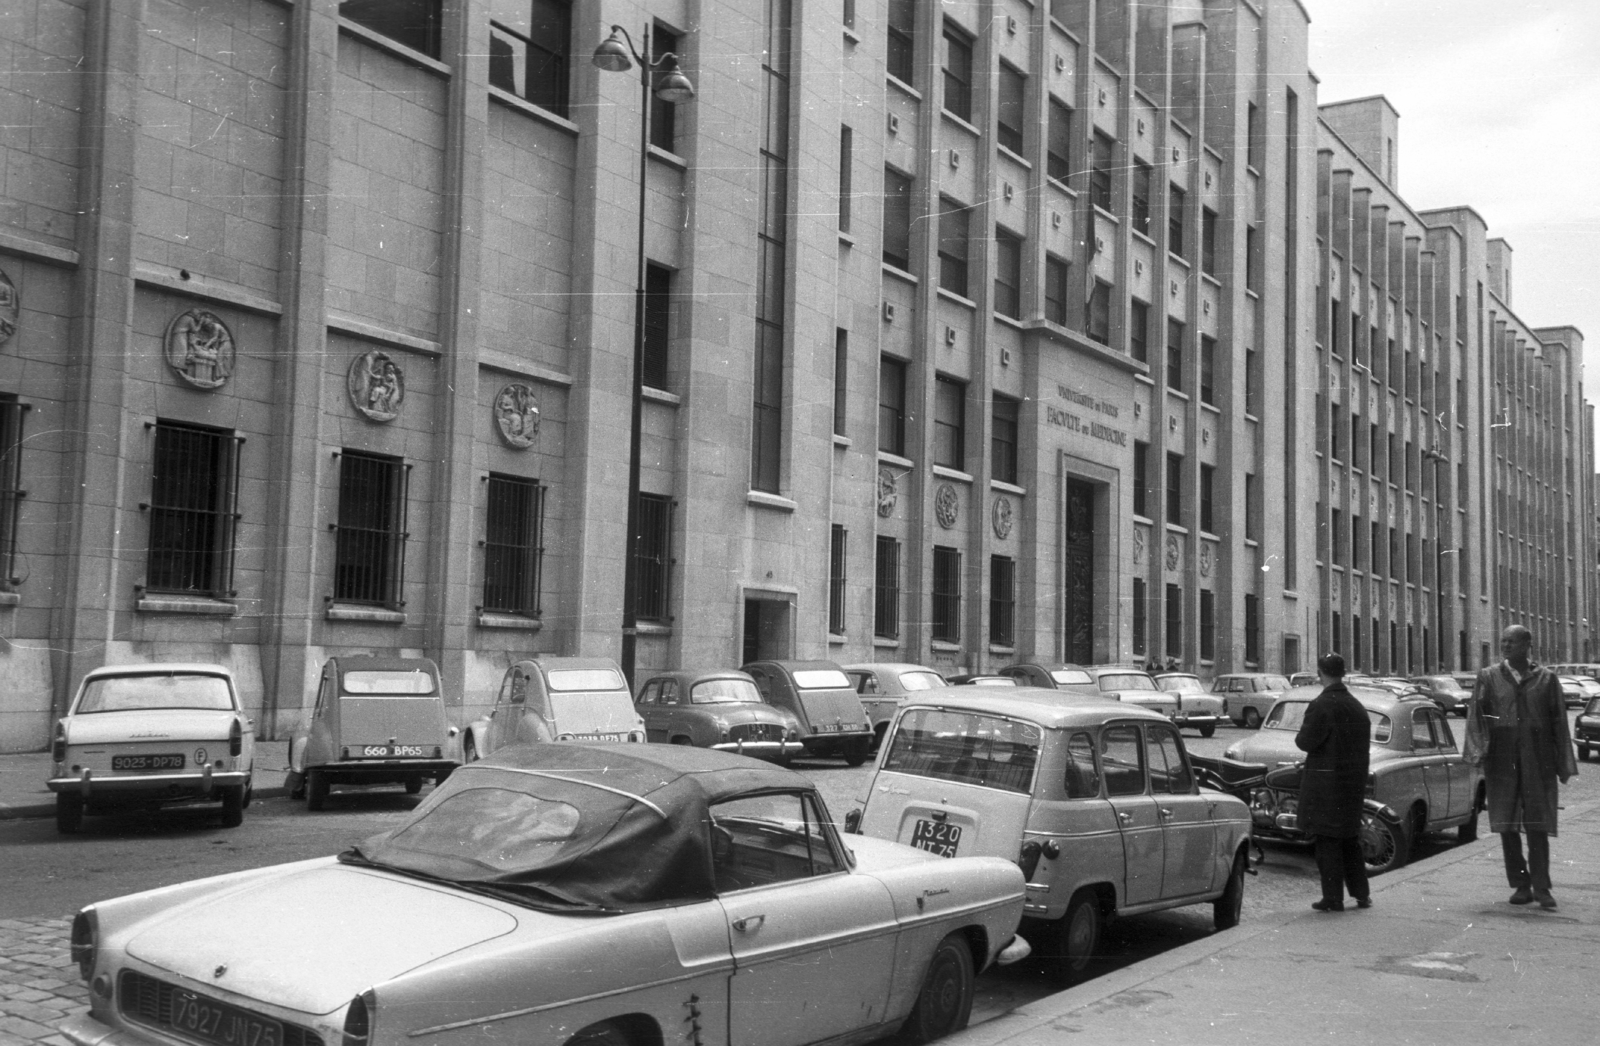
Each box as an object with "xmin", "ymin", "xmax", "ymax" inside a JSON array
[
  {"xmin": 949, "ymin": 794, "xmax": 1600, "ymax": 1046},
  {"xmin": 0, "ymin": 742, "xmax": 292, "ymax": 820}
]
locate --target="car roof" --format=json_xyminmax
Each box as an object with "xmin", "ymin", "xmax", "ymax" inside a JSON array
[
  {"xmin": 1087, "ymin": 665, "xmax": 1153, "ymax": 676},
  {"xmin": 1273, "ymin": 684, "xmax": 1436, "ymax": 714},
  {"xmin": 330, "ymin": 656, "xmax": 439, "ymax": 673},
  {"xmin": 83, "ymin": 662, "xmax": 234, "ymax": 680},
  {"xmin": 841, "ymin": 662, "xmax": 942, "ymax": 675},
  {"xmin": 520, "ymin": 656, "xmax": 623, "ymax": 673},
  {"xmin": 899, "ymin": 686, "xmax": 1169, "ymax": 728},
  {"xmin": 742, "ymin": 659, "xmax": 845, "ymax": 673},
  {"xmin": 638, "ymin": 669, "xmax": 756, "ymax": 686},
  {"xmin": 1216, "ymin": 672, "xmax": 1284, "ymax": 680}
]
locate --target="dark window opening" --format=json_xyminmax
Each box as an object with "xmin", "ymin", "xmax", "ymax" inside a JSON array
[
  {"xmin": 482, "ymin": 474, "xmax": 544, "ymax": 617},
  {"xmin": 879, "ymin": 356, "xmax": 908, "ymax": 456},
  {"xmin": 342, "ymin": 0, "xmax": 442, "ymax": 59},
  {"xmin": 934, "ymin": 376, "xmax": 966, "ymax": 471},
  {"xmin": 990, "ymin": 555, "xmax": 1015, "ymax": 647},
  {"xmin": 874, "ymin": 535, "xmax": 901, "ymax": 638},
  {"xmin": 992, "ymin": 394, "xmax": 1020, "ymax": 485},
  {"xmin": 487, "ymin": 0, "xmax": 571, "ymax": 116},
  {"xmin": 147, "ymin": 421, "xmax": 240, "ymax": 598},
  {"xmin": 932, "ymin": 546, "xmax": 961, "ymax": 642},
  {"xmin": 633, "ymin": 493, "xmax": 673, "ymax": 621},
  {"xmin": 334, "ymin": 450, "xmax": 409, "ymax": 608},
  {"xmin": 641, "ymin": 263, "xmax": 672, "ymax": 390},
  {"xmin": 829, "ymin": 524, "xmax": 847, "ymax": 634}
]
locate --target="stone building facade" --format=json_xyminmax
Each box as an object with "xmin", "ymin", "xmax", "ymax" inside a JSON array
[{"xmin": 0, "ymin": 0, "xmax": 1590, "ymax": 749}]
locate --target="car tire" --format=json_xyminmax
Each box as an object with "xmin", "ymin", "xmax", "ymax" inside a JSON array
[
  {"xmin": 1045, "ymin": 889, "xmax": 1103, "ymax": 985},
  {"xmin": 1213, "ymin": 848, "xmax": 1247, "ymax": 931},
  {"xmin": 1199, "ymin": 724, "xmax": 1216, "ymax": 739},
  {"xmin": 220, "ymin": 785, "xmax": 244, "ymax": 828},
  {"xmin": 242, "ymin": 777, "xmax": 253, "ymax": 809},
  {"xmin": 56, "ymin": 794, "xmax": 84, "ymax": 835},
  {"xmin": 1359, "ymin": 809, "xmax": 1410, "ymax": 874},
  {"xmin": 899, "ymin": 933, "xmax": 975, "ymax": 1044},
  {"xmin": 462, "ymin": 735, "xmax": 479, "ymax": 763},
  {"xmin": 563, "ymin": 1020, "xmax": 631, "ymax": 1046},
  {"xmin": 842, "ymin": 737, "xmax": 872, "ymax": 767},
  {"xmin": 403, "ymin": 775, "xmax": 423, "ymax": 795},
  {"xmin": 1580, "ymin": 743, "xmax": 1592, "ymax": 762},
  {"xmin": 1243, "ymin": 708, "xmax": 1263, "ymax": 729},
  {"xmin": 1458, "ymin": 785, "xmax": 1485, "ymax": 843},
  {"xmin": 306, "ymin": 770, "xmax": 329, "ymax": 812}
]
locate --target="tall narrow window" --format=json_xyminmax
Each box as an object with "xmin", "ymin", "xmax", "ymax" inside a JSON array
[
  {"xmin": 486, "ymin": 0, "xmax": 571, "ymax": 116},
  {"xmin": 992, "ymin": 394, "xmax": 1019, "ymax": 484},
  {"xmin": 938, "ymin": 198, "xmax": 971, "ymax": 297},
  {"xmin": 1199, "ymin": 590, "xmax": 1215, "ymax": 662},
  {"xmin": 345, "ymin": 0, "xmax": 442, "ymax": 59},
  {"xmin": 1245, "ymin": 346, "xmax": 1261, "ymax": 414},
  {"xmin": 1245, "ymin": 472, "xmax": 1260, "ymax": 542},
  {"xmin": 1166, "ymin": 318, "xmax": 1185, "ymax": 392},
  {"xmin": 750, "ymin": 0, "xmax": 792, "ymax": 494},
  {"xmin": 334, "ymin": 450, "xmax": 408, "ymax": 607},
  {"xmin": 886, "ymin": 0, "xmax": 915, "ymax": 84},
  {"xmin": 1090, "ymin": 132, "xmax": 1114, "ymax": 211},
  {"xmin": 997, "ymin": 63, "xmax": 1026, "ymax": 154},
  {"xmin": 648, "ymin": 24, "xmax": 681, "ymax": 150},
  {"xmin": 1044, "ymin": 255, "xmax": 1070, "ymax": 325},
  {"xmin": 1245, "ymin": 225, "xmax": 1260, "ymax": 292},
  {"xmin": 1199, "ymin": 335, "xmax": 1215, "ymax": 405},
  {"xmin": 1133, "ymin": 441, "xmax": 1148, "ymax": 517},
  {"xmin": 1131, "ymin": 161, "xmax": 1152, "ymax": 236},
  {"xmin": 882, "ymin": 167, "xmax": 914, "ymax": 271},
  {"xmin": 1165, "ymin": 583, "xmax": 1182, "ymax": 658},
  {"xmin": 942, "ymin": 23, "xmax": 973, "ymax": 121},
  {"xmin": 1131, "ymin": 577, "xmax": 1147, "ymax": 655},
  {"xmin": 994, "ymin": 229, "xmax": 1023, "ymax": 319},
  {"xmin": 1244, "ymin": 593, "xmax": 1261, "ymax": 664},
  {"xmin": 482, "ymin": 474, "xmax": 544, "ymax": 617},
  {"xmin": 1086, "ymin": 279, "xmax": 1111, "ymax": 343},
  {"xmin": 1047, "ymin": 100, "xmax": 1073, "ymax": 183},
  {"xmin": 934, "ymin": 376, "xmax": 966, "ymax": 470},
  {"xmin": 0, "ymin": 396, "xmax": 24, "ymax": 590},
  {"xmin": 833, "ymin": 329, "xmax": 848, "ymax": 436},
  {"xmin": 932, "ymin": 546, "xmax": 962, "ymax": 642},
  {"xmin": 634, "ymin": 493, "xmax": 673, "ymax": 621},
  {"xmin": 990, "ymin": 555, "xmax": 1015, "ymax": 647},
  {"xmin": 1129, "ymin": 299, "xmax": 1149, "ymax": 364},
  {"xmin": 879, "ymin": 356, "xmax": 907, "ymax": 456},
  {"xmin": 1166, "ymin": 453, "xmax": 1182, "ymax": 526},
  {"xmin": 1168, "ymin": 185, "xmax": 1186, "ymax": 258},
  {"xmin": 837, "ymin": 126, "xmax": 853, "ymax": 232},
  {"xmin": 829, "ymin": 524, "xmax": 847, "ymax": 634},
  {"xmin": 147, "ymin": 421, "xmax": 240, "ymax": 598},
  {"xmin": 1200, "ymin": 464, "xmax": 1215, "ymax": 533},
  {"xmin": 874, "ymin": 535, "xmax": 901, "ymax": 638},
  {"xmin": 641, "ymin": 263, "xmax": 672, "ymax": 389},
  {"xmin": 1200, "ymin": 207, "xmax": 1218, "ymax": 276},
  {"xmin": 1246, "ymin": 101, "xmax": 1263, "ymax": 170}
]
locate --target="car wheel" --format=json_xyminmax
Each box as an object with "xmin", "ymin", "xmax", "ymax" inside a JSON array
[
  {"xmin": 306, "ymin": 769, "xmax": 329, "ymax": 812},
  {"xmin": 1458, "ymin": 784, "xmax": 1486, "ymax": 843},
  {"xmin": 287, "ymin": 770, "xmax": 306, "ymax": 800},
  {"xmin": 241, "ymin": 777, "xmax": 253, "ymax": 809},
  {"xmin": 220, "ymin": 785, "xmax": 244, "ymax": 828},
  {"xmin": 56, "ymin": 794, "xmax": 84, "ymax": 835},
  {"xmin": 842, "ymin": 737, "xmax": 871, "ymax": 767},
  {"xmin": 1213, "ymin": 847, "xmax": 1247, "ymax": 931},
  {"xmin": 1200, "ymin": 725, "xmax": 1216, "ymax": 739},
  {"xmin": 403, "ymin": 775, "xmax": 423, "ymax": 795},
  {"xmin": 1359, "ymin": 809, "xmax": 1410, "ymax": 874},
  {"xmin": 563, "ymin": 1020, "xmax": 631, "ymax": 1046},
  {"xmin": 462, "ymin": 735, "xmax": 479, "ymax": 763},
  {"xmin": 1580, "ymin": 743, "xmax": 1592, "ymax": 762},
  {"xmin": 1243, "ymin": 708, "xmax": 1263, "ymax": 729},
  {"xmin": 899, "ymin": 933, "xmax": 975, "ymax": 1044},
  {"xmin": 1045, "ymin": 889, "xmax": 1103, "ymax": 985}
]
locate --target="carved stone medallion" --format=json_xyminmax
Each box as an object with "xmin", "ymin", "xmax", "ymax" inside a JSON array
[
  {"xmin": 1165, "ymin": 534, "xmax": 1180, "ymax": 572},
  {"xmin": 1199, "ymin": 542, "xmax": 1214, "ymax": 578},
  {"xmin": 493, "ymin": 381, "xmax": 540, "ymax": 448},
  {"xmin": 935, "ymin": 483, "xmax": 959, "ymax": 529},
  {"xmin": 991, "ymin": 495, "xmax": 1014, "ymax": 540},
  {"xmin": 876, "ymin": 468, "xmax": 898, "ymax": 518},
  {"xmin": 0, "ymin": 270, "xmax": 16, "ymax": 346},
  {"xmin": 348, "ymin": 350, "xmax": 405, "ymax": 423},
  {"xmin": 164, "ymin": 308, "xmax": 235, "ymax": 389}
]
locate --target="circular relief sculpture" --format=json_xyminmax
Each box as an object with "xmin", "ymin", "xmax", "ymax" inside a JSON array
[
  {"xmin": 1200, "ymin": 543, "xmax": 1214, "ymax": 578},
  {"xmin": 164, "ymin": 308, "xmax": 236, "ymax": 389},
  {"xmin": 0, "ymin": 269, "xmax": 17, "ymax": 346},
  {"xmin": 935, "ymin": 484, "xmax": 959, "ymax": 529},
  {"xmin": 1165, "ymin": 534, "xmax": 1181, "ymax": 572},
  {"xmin": 991, "ymin": 495, "xmax": 1014, "ymax": 540},
  {"xmin": 494, "ymin": 382, "xmax": 541, "ymax": 448},
  {"xmin": 876, "ymin": 468, "xmax": 898, "ymax": 518},
  {"xmin": 348, "ymin": 350, "xmax": 405, "ymax": 423}
]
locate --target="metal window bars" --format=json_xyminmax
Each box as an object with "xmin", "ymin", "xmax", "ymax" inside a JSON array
[
  {"xmin": 874, "ymin": 535, "xmax": 900, "ymax": 639},
  {"xmin": 144, "ymin": 420, "xmax": 241, "ymax": 598},
  {"xmin": 932, "ymin": 547, "xmax": 961, "ymax": 642},
  {"xmin": 332, "ymin": 450, "xmax": 409, "ymax": 608},
  {"xmin": 0, "ymin": 398, "xmax": 27, "ymax": 588},
  {"xmin": 633, "ymin": 493, "xmax": 673, "ymax": 622},
  {"xmin": 481, "ymin": 474, "xmax": 544, "ymax": 617}
]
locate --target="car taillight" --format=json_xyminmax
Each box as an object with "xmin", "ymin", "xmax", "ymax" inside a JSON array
[
  {"xmin": 53, "ymin": 722, "xmax": 67, "ymax": 763},
  {"xmin": 229, "ymin": 720, "xmax": 242, "ymax": 757},
  {"xmin": 342, "ymin": 991, "xmax": 375, "ymax": 1046},
  {"xmin": 71, "ymin": 907, "xmax": 98, "ymax": 981}
]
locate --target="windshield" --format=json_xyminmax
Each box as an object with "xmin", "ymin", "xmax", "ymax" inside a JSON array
[
  {"xmin": 1586, "ymin": 698, "xmax": 1600, "ymax": 716},
  {"xmin": 898, "ymin": 671, "xmax": 946, "ymax": 692},
  {"xmin": 1264, "ymin": 700, "xmax": 1392, "ymax": 742},
  {"xmin": 793, "ymin": 669, "xmax": 851, "ymax": 690},
  {"xmin": 1157, "ymin": 675, "xmax": 1204, "ymax": 693},
  {"xmin": 1051, "ymin": 668, "xmax": 1092, "ymax": 685},
  {"xmin": 343, "ymin": 670, "xmax": 435, "ymax": 695},
  {"xmin": 882, "ymin": 708, "xmax": 1041, "ymax": 795},
  {"xmin": 691, "ymin": 678, "xmax": 762, "ymax": 704},
  {"xmin": 1098, "ymin": 673, "xmax": 1156, "ymax": 692},
  {"xmin": 546, "ymin": 668, "xmax": 625, "ymax": 692},
  {"xmin": 75, "ymin": 673, "xmax": 234, "ymax": 714}
]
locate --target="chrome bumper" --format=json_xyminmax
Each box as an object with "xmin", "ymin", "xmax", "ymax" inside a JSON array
[
  {"xmin": 47, "ymin": 766, "xmax": 247, "ymax": 798},
  {"xmin": 711, "ymin": 740, "xmax": 804, "ymax": 758}
]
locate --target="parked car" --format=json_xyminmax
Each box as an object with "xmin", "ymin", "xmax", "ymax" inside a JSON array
[
  {"xmin": 946, "ymin": 673, "xmax": 1019, "ymax": 687},
  {"xmin": 1152, "ymin": 672, "xmax": 1226, "ymax": 737},
  {"xmin": 1288, "ymin": 671, "xmax": 1317, "ymax": 688},
  {"xmin": 632, "ymin": 668, "xmax": 802, "ymax": 761},
  {"xmin": 1213, "ymin": 672, "xmax": 1293, "ymax": 728},
  {"xmin": 1557, "ymin": 675, "xmax": 1590, "ymax": 708},
  {"xmin": 847, "ymin": 687, "xmax": 1251, "ymax": 985},
  {"xmin": 1451, "ymin": 670, "xmax": 1481, "ymax": 692},
  {"xmin": 1212, "ymin": 685, "xmax": 1486, "ymax": 873},
  {"xmin": 286, "ymin": 657, "xmax": 458, "ymax": 811},
  {"xmin": 60, "ymin": 744, "xmax": 1030, "ymax": 1046},
  {"xmin": 1576, "ymin": 696, "xmax": 1600, "ymax": 761},
  {"xmin": 465, "ymin": 656, "xmax": 645, "ymax": 762},
  {"xmin": 48, "ymin": 663, "xmax": 255, "ymax": 834},
  {"xmin": 1081, "ymin": 665, "xmax": 1181, "ymax": 720},
  {"xmin": 742, "ymin": 659, "xmax": 875, "ymax": 765},
  {"xmin": 1573, "ymin": 676, "xmax": 1600, "ymax": 701},
  {"xmin": 998, "ymin": 661, "xmax": 1100, "ymax": 696},
  {"xmin": 841, "ymin": 662, "xmax": 947, "ymax": 747},
  {"xmin": 1406, "ymin": 674, "xmax": 1474, "ymax": 716}
]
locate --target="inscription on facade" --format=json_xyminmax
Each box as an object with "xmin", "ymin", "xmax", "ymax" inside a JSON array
[{"xmin": 1046, "ymin": 386, "xmax": 1128, "ymax": 447}]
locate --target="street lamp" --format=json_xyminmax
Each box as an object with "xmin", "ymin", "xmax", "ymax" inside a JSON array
[{"xmin": 593, "ymin": 25, "xmax": 694, "ymax": 687}]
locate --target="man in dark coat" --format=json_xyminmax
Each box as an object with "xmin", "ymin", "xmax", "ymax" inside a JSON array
[
  {"xmin": 1294, "ymin": 652, "xmax": 1372, "ymax": 912},
  {"xmin": 1464, "ymin": 624, "xmax": 1577, "ymax": 909}
]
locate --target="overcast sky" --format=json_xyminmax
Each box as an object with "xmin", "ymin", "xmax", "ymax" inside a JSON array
[{"xmin": 1304, "ymin": 0, "xmax": 1600, "ymax": 453}]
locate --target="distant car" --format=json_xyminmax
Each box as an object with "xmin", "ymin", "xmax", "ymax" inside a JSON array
[
  {"xmin": 1573, "ymin": 676, "xmax": 1600, "ymax": 700},
  {"xmin": 47, "ymin": 663, "xmax": 254, "ymax": 834},
  {"xmin": 1557, "ymin": 676, "xmax": 1590, "ymax": 708},
  {"xmin": 946, "ymin": 673, "xmax": 1020, "ymax": 687},
  {"xmin": 1288, "ymin": 672, "xmax": 1317, "ymax": 688},
  {"xmin": 1576, "ymin": 696, "xmax": 1600, "ymax": 761},
  {"xmin": 999, "ymin": 662, "xmax": 1100, "ymax": 695},
  {"xmin": 849, "ymin": 687, "xmax": 1252, "ymax": 985},
  {"xmin": 1213, "ymin": 673, "xmax": 1292, "ymax": 729},
  {"xmin": 62, "ymin": 744, "xmax": 1032, "ymax": 1046},
  {"xmin": 1406, "ymin": 674, "xmax": 1474, "ymax": 716},
  {"xmin": 465, "ymin": 656, "xmax": 645, "ymax": 762},
  {"xmin": 287, "ymin": 657, "xmax": 459, "ymax": 810},
  {"xmin": 1451, "ymin": 671, "xmax": 1480, "ymax": 691},
  {"xmin": 1152, "ymin": 673, "xmax": 1226, "ymax": 738},
  {"xmin": 841, "ymin": 662, "xmax": 947, "ymax": 747},
  {"xmin": 1216, "ymin": 685, "xmax": 1486, "ymax": 873},
  {"xmin": 633, "ymin": 668, "xmax": 802, "ymax": 762},
  {"xmin": 742, "ymin": 659, "xmax": 875, "ymax": 765}
]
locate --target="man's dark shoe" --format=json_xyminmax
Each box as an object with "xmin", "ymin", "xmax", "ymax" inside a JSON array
[
  {"xmin": 1533, "ymin": 888, "xmax": 1557, "ymax": 909},
  {"xmin": 1354, "ymin": 896, "xmax": 1373, "ymax": 909},
  {"xmin": 1311, "ymin": 899, "xmax": 1345, "ymax": 912},
  {"xmin": 1509, "ymin": 886, "xmax": 1534, "ymax": 905}
]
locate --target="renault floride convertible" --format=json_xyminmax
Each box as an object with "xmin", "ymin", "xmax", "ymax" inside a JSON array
[{"xmin": 61, "ymin": 744, "xmax": 1030, "ymax": 1046}]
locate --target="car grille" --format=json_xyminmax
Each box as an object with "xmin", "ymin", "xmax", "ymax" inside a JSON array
[
  {"xmin": 118, "ymin": 970, "xmax": 324, "ymax": 1046},
  {"xmin": 729, "ymin": 722, "xmax": 785, "ymax": 743}
]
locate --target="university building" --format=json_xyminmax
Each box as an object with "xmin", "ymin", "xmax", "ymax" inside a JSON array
[{"xmin": 0, "ymin": 0, "xmax": 1591, "ymax": 749}]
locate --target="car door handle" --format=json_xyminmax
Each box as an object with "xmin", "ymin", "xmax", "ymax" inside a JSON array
[
  {"xmin": 732, "ymin": 915, "xmax": 765, "ymax": 933},
  {"xmin": 1158, "ymin": 807, "xmax": 1174, "ymax": 819},
  {"xmin": 1118, "ymin": 811, "xmax": 1133, "ymax": 824}
]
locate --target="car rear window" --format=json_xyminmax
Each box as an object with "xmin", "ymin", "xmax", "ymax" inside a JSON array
[
  {"xmin": 1156, "ymin": 675, "xmax": 1203, "ymax": 692},
  {"xmin": 793, "ymin": 669, "xmax": 851, "ymax": 689},
  {"xmin": 1261, "ymin": 676, "xmax": 1290, "ymax": 690},
  {"xmin": 547, "ymin": 668, "xmax": 625, "ymax": 692},
  {"xmin": 1098, "ymin": 673, "xmax": 1156, "ymax": 691},
  {"xmin": 898, "ymin": 671, "xmax": 946, "ymax": 692},
  {"xmin": 343, "ymin": 670, "xmax": 435, "ymax": 695},
  {"xmin": 1586, "ymin": 698, "xmax": 1600, "ymax": 716},
  {"xmin": 882, "ymin": 708, "xmax": 1041, "ymax": 795},
  {"xmin": 692, "ymin": 678, "xmax": 762, "ymax": 704},
  {"xmin": 1264, "ymin": 700, "xmax": 1392, "ymax": 742},
  {"xmin": 1051, "ymin": 669, "xmax": 1092, "ymax": 685},
  {"xmin": 76, "ymin": 673, "xmax": 233, "ymax": 714}
]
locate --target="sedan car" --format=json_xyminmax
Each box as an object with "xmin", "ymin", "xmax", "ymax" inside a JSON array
[
  {"xmin": 1576, "ymin": 696, "xmax": 1600, "ymax": 761},
  {"xmin": 1152, "ymin": 672, "xmax": 1225, "ymax": 737},
  {"xmin": 633, "ymin": 668, "xmax": 802, "ymax": 761},
  {"xmin": 998, "ymin": 661, "xmax": 1099, "ymax": 696},
  {"xmin": 465, "ymin": 656, "xmax": 645, "ymax": 762},
  {"xmin": 59, "ymin": 744, "xmax": 1029, "ymax": 1046},
  {"xmin": 849, "ymin": 688, "xmax": 1251, "ymax": 986},
  {"xmin": 1213, "ymin": 672, "xmax": 1293, "ymax": 728},
  {"xmin": 1557, "ymin": 675, "xmax": 1591, "ymax": 709},
  {"xmin": 742, "ymin": 660, "xmax": 875, "ymax": 765},
  {"xmin": 1406, "ymin": 674, "xmax": 1474, "ymax": 716},
  {"xmin": 1214, "ymin": 685, "xmax": 1486, "ymax": 872},
  {"xmin": 946, "ymin": 673, "xmax": 1020, "ymax": 687},
  {"xmin": 48, "ymin": 663, "xmax": 254, "ymax": 834},
  {"xmin": 842, "ymin": 662, "xmax": 947, "ymax": 747}
]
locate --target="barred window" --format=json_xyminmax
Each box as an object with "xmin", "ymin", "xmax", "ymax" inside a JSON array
[
  {"xmin": 146, "ymin": 421, "xmax": 241, "ymax": 598},
  {"xmin": 488, "ymin": 0, "xmax": 571, "ymax": 116},
  {"xmin": 334, "ymin": 450, "xmax": 409, "ymax": 607},
  {"xmin": 1165, "ymin": 583, "xmax": 1182, "ymax": 658},
  {"xmin": 990, "ymin": 555, "xmax": 1015, "ymax": 647},
  {"xmin": 1199, "ymin": 590, "xmax": 1215, "ymax": 661},
  {"xmin": 1131, "ymin": 577, "xmax": 1146, "ymax": 655},
  {"xmin": 829, "ymin": 524, "xmax": 847, "ymax": 634},
  {"xmin": 634, "ymin": 493, "xmax": 674, "ymax": 622},
  {"xmin": 0, "ymin": 396, "xmax": 26, "ymax": 590},
  {"xmin": 482, "ymin": 474, "xmax": 544, "ymax": 617},
  {"xmin": 932, "ymin": 546, "xmax": 961, "ymax": 642},
  {"xmin": 874, "ymin": 535, "xmax": 900, "ymax": 639}
]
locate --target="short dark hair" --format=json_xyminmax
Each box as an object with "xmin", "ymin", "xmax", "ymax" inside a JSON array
[{"xmin": 1317, "ymin": 652, "xmax": 1346, "ymax": 679}]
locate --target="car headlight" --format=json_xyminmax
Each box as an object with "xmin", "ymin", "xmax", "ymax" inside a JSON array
[
  {"xmin": 71, "ymin": 907, "xmax": 98, "ymax": 981},
  {"xmin": 1223, "ymin": 744, "xmax": 1241, "ymax": 760},
  {"xmin": 342, "ymin": 991, "xmax": 375, "ymax": 1046}
]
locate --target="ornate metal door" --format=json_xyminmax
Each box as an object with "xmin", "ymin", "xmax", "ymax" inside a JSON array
[{"xmin": 1064, "ymin": 479, "xmax": 1095, "ymax": 663}]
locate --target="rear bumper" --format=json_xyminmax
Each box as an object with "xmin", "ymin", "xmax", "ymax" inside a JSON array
[
  {"xmin": 800, "ymin": 731, "xmax": 873, "ymax": 752},
  {"xmin": 48, "ymin": 766, "xmax": 247, "ymax": 798},
  {"xmin": 710, "ymin": 739, "xmax": 805, "ymax": 759},
  {"xmin": 307, "ymin": 759, "xmax": 457, "ymax": 775},
  {"xmin": 1170, "ymin": 712, "xmax": 1221, "ymax": 727}
]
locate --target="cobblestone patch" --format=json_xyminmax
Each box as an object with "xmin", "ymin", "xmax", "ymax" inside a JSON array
[{"xmin": 0, "ymin": 919, "xmax": 85, "ymax": 1043}]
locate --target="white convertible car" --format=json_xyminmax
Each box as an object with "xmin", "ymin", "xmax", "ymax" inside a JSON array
[{"xmin": 61, "ymin": 744, "xmax": 1029, "ymax": 1046}]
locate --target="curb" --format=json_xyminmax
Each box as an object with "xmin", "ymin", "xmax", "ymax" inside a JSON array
[{"xmin": 0, "ymin": 782, "xmax": 292, "ymax": 821}]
